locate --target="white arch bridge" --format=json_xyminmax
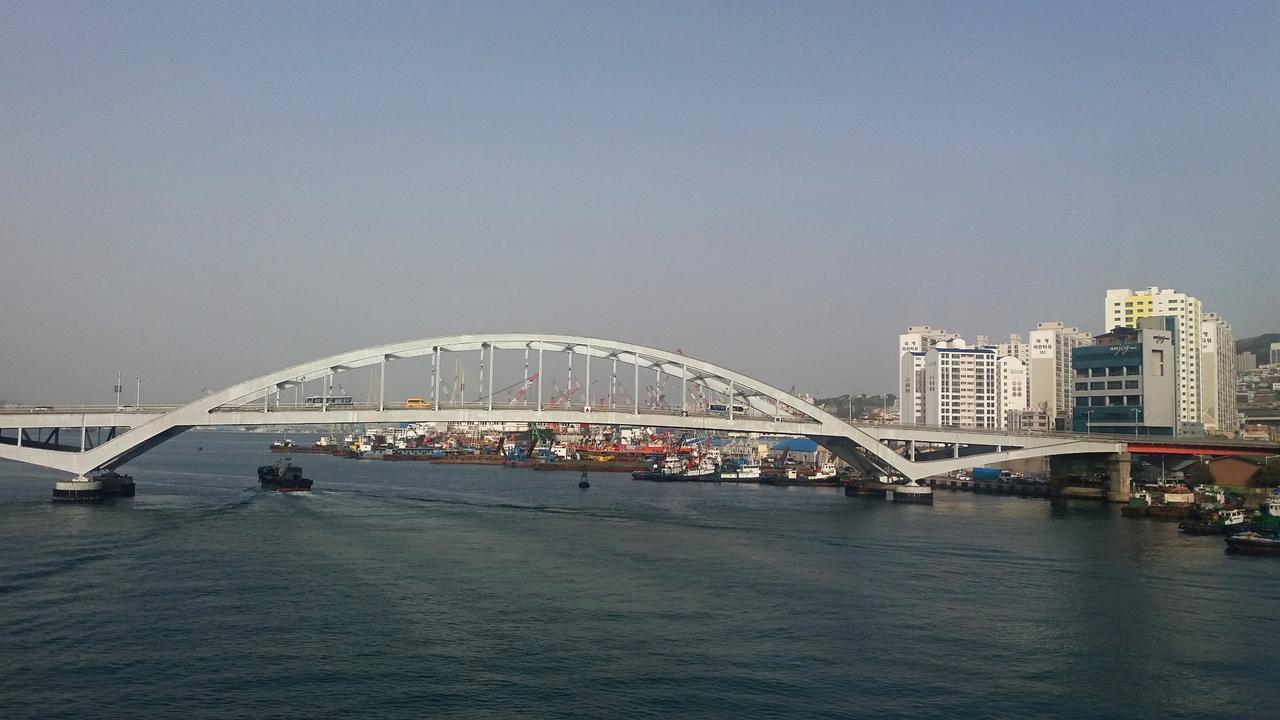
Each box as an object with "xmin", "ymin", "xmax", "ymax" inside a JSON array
[{"xmin": 0, "ymin": 333, "xmax": 1127, "ymax": 482}]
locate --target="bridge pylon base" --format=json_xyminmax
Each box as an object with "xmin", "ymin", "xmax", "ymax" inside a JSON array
[
  {"xmin": 52, "ymin": 477, "xmax": 104, "ymax": 504},
  {"xmin": 1105, "ymin": 452, "xmax": 1133, "ymax": 503}
]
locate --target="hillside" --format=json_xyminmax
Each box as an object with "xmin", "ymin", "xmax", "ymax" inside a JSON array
[
  {"xmin": 815, "ymin": 393, "xmax": 896, "ymax": 419},
  {"xmin": 1237, "ymin": 334, "xmax": 1280, "ymax": 365}
]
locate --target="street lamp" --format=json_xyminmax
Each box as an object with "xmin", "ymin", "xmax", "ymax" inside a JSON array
[
  {"xmin": 1085, "ymin": 409, "xmax": 1093, "ymax": 435},
  {"xmin": 1131, "ymin": 407, "xmax": 1139, "ymax": 437}
]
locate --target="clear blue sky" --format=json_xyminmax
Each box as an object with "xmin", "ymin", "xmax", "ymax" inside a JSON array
[{"xmin": 2, "ymin": 1, "xmax": 1277, "ymax": 403}]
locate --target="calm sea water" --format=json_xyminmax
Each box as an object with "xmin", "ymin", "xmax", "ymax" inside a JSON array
[{"xmin": 1, "ymin": 431, "xmax": 1277, "ymax": 719}]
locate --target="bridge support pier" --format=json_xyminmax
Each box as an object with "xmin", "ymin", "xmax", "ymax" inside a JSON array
[
  {"xmin": 52, "ymin": 476, "xmax": 103, "ymax": 503},
  {"xmin": 1104, "ymin": 452, "xmax": 1132, "ymax": 503}
]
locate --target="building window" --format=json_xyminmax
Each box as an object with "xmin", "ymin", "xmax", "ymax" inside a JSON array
[
  {"xmin": 1107, "ymin": 381, "xmax": 1123, "ymax": 389},
  {"xmin": 1075, "ymin": 383, "xmax": 1088, "ymax": 391},
  {"xmin": 1125, "ymin": 380, "xmax": 1139, "ymax": 389},
  {"xmin": 1090, "ymin": 382, "xmax": 1105, "ymax": 390}
]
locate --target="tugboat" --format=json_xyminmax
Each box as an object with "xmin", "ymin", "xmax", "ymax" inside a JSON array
[
  {"xmin": 257, "ymin": 458, "xmax": 313, "ymax": 492},
  {"xmin": 578, "ymin": 470, "xmax": 590, "ymax": 489}
]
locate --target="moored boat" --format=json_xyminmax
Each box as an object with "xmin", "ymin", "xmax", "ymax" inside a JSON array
[
  {"xmin": 632, "ymin": 454, "xmax": 691, "ymax": 481},
  {"xmin": 1179, "ymin": 508, "xmax": 1250, "ymax": 536},
  {"xmin": 719, "ymin": 460, "xmax": 762, "ymax": 481},
  {"xmin": 1225, "ymin": 531, "xmax": 1280, "ymax": 556},
  {"xmin": 810, "ymin": 463, "xmax": 838, "ymax": 482}
]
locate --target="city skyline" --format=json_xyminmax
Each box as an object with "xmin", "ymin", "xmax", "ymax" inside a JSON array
[{"xmin": 2, "ymin": 2, "xmax": 1277, "ymax": 403}]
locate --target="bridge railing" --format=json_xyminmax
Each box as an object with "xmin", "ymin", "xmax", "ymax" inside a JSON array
[
  {"xmin": 209, "ymin": 401, "xmax": 821, "ymax": 424},
  {"xmin": 853, "ymin": 419, "xmax": 1276, "ymax": 448},
  {"xmin": 0, "ymin": 405, "xmax": 183, "ymax": 414}
]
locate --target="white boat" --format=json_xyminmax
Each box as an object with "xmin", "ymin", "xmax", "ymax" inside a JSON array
[
  {"xmin": 683, "ymin": 449, "xmax": 721, "ymax": 480},
  {"xmin": 811, "ymin": 463, "xmax": 838, "ymax": 481},
  {"xmin": 720, "ymin": 462, "xmax": 761, "ymax": 480},
  {"xmin": 1222, "ymin": 508, "xmax": 1248, "ymax": 527}
]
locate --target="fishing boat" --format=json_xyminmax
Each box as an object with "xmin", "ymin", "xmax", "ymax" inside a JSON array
[{"xmin": 1179, "ymin": 508, "xmax": 1249, "ymax": 536}]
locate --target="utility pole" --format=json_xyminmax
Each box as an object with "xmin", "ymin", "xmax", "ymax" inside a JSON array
[
  {"xmin": 135, "ymin": 377, "xmax": 141, "ymax": 407},
  {"xmin": 114, "ymin": 371, "xmax": 123, "ymax": 410}
]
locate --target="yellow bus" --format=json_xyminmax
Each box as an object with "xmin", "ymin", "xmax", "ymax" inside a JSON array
[{"xmin": 405, "ymin": 397, "xmax": 431, "ymax": 409}]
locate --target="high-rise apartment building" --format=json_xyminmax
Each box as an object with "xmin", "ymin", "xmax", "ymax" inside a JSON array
[
  {"xmin": 1271, "ymin": 342, "xmax": 1280, "ymax": 366},
  {"xmin": 898, "ymin": 326, "xmax": 959, "ymax": 425},
  {"xmin": 1028, "ymin": 322, "xmax": 1094, "ymax": 429},
  {"xmin": 1238, "ymin": 352, "xmax": 1258, "ymax": 372},
  {"xmin": 1104, "ymin": 287, "xmax": 1203, "ymax": 429},
  {"xmin": 1200, "ymin": 313, "xmax": 1237, "ymax": 436},
  {"xmin": 997, "ymin": 356, "xmax": 1028, "ymax": 429},
  {"xmin": 924, "ymin": 339, "xmax": 998, "ymax": 429}
]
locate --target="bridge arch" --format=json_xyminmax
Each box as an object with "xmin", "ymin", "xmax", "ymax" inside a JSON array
[{"xmin": 0, "ymin": 332, "xmax": 1125, "ymax": 480}]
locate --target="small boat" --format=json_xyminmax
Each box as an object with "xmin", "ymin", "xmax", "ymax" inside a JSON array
[
  {"xmin": 811, "ymin": 462, "xmax": 838, "ymax": 481},
  {"xmin": 1160, "ymin": 484, "xmax": 1196, "ymax": 505},
  {"xmin": 578, "ymin": 471, "xmax": 590, "ymax": 489},
  {"xmin": 719, "ymin": 461, "xmax": 762, "ymax": 480},
  {"xmin": 1179, "ymin": 508, "xmax": 1250, "ymax": 536},
  {"xmin": 1225, "ymin": 531, "xmax": 1280, "ymax": 556},
  {"xmin": 257, "ymin": 458, "xmax": 313, "ymax": 492},
  {"xmin": 632, "ymin": 454, "xmax": 692, "ymax": 481}
]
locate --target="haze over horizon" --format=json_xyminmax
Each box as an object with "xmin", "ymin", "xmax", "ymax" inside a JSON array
[{"xmin": 2, "ymin": 1, "xmax": 1277, "ymax": 405}]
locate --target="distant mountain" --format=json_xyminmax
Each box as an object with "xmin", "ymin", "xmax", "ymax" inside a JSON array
[{"xmin": 1237, "ymin": 334, "xmax": 1280, "ymax": 364}]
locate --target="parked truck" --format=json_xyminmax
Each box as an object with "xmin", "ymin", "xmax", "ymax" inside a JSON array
[{"xmin": 971, "ymin": 467, "xmax": 1012, "ymax": 483}]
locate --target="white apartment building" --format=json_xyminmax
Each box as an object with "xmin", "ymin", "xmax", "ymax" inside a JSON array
[
  {"xmin": 997, "ymin": 355, "xmax": 1028, "ymax": 429},
  {"xmin": 1201, "ymin": 313, "xmax": 1237, "ymax": 436},
  {"xmin": 1028, "ymin": 322, "xmax": 1094, "ymax": 429},
  {"xmin": 1105, "ymin": 287, "xmax": 1203, "ymax": 428},
  {"xmin": 995, "ymin": 334, "xmax": 1031, "ymax": 366},
  {"xmin": 898, "ymin": 326, "xmax": 959, "ymax": 425},
  {"xmin": 899, "ymin": 352, "xmax": 927, "ymax": 424},
  {"xmin": 924, "ymin": 339, "xmax": 998, "ymax": 429}
]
